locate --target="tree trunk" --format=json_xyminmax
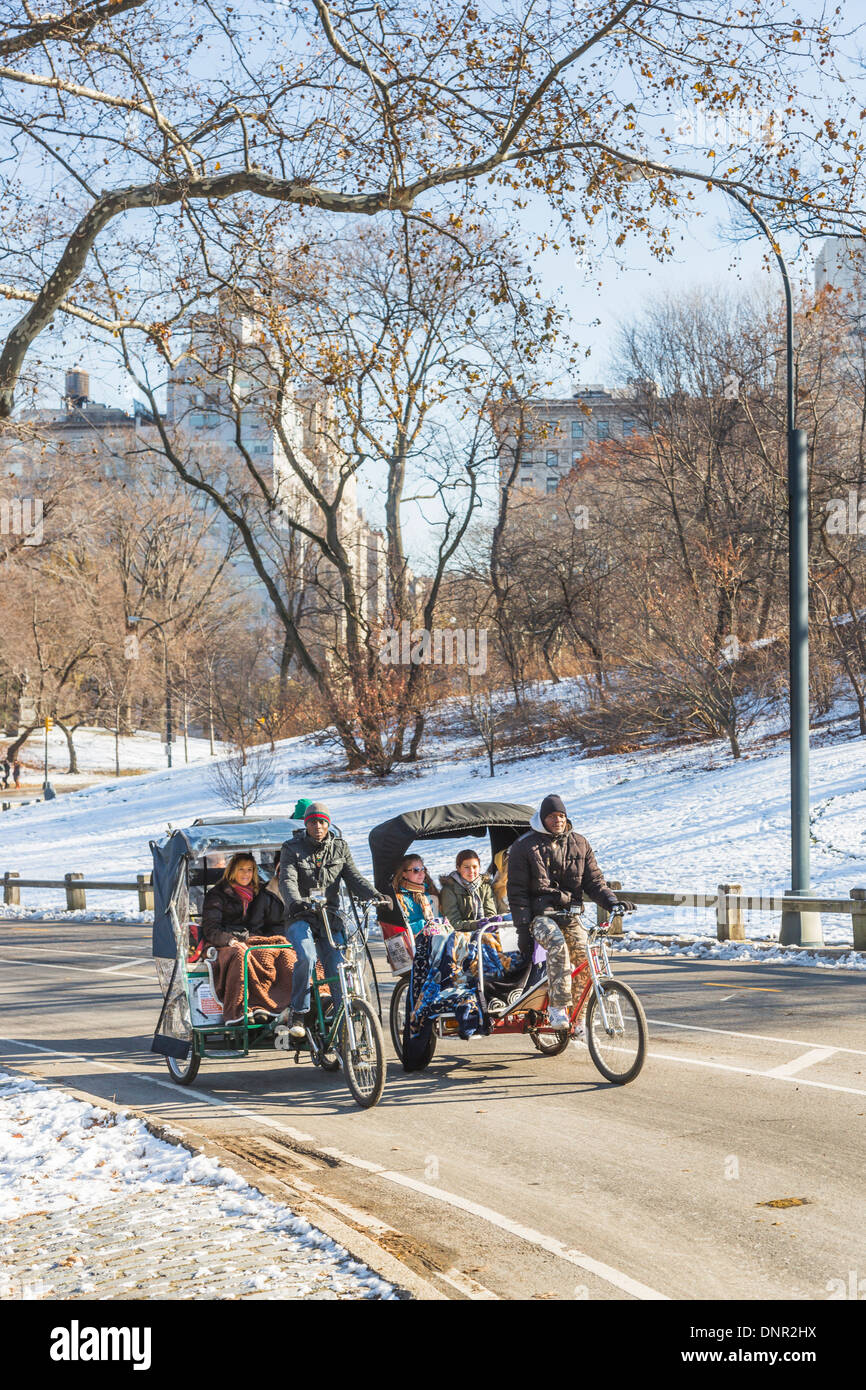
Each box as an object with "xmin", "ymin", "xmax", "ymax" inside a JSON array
[{"xmin": 56, "ymin": 720, "xmax": 78, "ymax": 774}]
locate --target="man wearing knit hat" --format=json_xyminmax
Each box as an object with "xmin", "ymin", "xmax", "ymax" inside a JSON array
[
  {"xmin": 279, "ymin": 802, "xmax": 384, "ymax": 1039},
  {"xmin": 507, "ymin": 795, "xmax": 633, "ymax": 1031}
]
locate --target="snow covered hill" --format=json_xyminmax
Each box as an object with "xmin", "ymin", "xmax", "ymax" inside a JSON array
[{"xmin": 1, "ymin": 711, "xmax": 865, "ymax": 943}]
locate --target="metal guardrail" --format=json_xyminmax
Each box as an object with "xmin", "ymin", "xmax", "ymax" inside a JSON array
[
  {"xmin": 3, "ymin": 871, "xmax": 865, "ymax": 948},
  {"xmin": 2, "ymin": 871, "xmax": 154, "ymax": 912},
  {"xmin": 600, "ymin": 881, "xmax": 866, "ymax": 950}
]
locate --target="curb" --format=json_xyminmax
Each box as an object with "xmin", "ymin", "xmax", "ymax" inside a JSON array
[{"xmin": 1, "ymin": 1070, "xmax": 446, "ymax": 1302}]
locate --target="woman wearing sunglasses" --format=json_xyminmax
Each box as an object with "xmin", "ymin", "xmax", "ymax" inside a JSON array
[{"xmin": 391, "ymin": 854, "xmax": 441, "ymax": 936}]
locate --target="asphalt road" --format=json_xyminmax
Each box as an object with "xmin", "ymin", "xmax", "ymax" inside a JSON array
[{"xmin": 1, "ymin": 920, "xmax": 865, "ymax": 1301}]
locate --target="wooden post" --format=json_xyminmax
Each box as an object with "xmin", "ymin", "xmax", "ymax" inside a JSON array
[
  {"xmin": 716, "ymin": 883, "xmax": 744, "ymax": 941},
  {"xmin": 851, "ymin": 889, "xmax": 866, "ymax": 952},
  {"xmin": 3, "ymin": 871, "xmax": 19, "ymax": 906},
  {"xmin": 137, "ymin": 872, "xmax": 154, "ymax": 912},
  {"xmin": 602, "ymin": 880, "xmax": 623, "ymax": 936},
  {"xmin": 64, "ymin": 872, "xmax": 86, "ymax": 910}
]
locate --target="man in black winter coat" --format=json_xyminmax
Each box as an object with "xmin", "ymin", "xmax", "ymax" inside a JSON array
[
  {"xmin": 279, "ymin": 802, "xmax": 382, "ymax": 1038},
  {"xmin": 508, "ymin": 795, "xmax": 632, "ymax": 1031}
]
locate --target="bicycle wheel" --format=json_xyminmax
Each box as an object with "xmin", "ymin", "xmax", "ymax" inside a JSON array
[
  {"xmin": 166, "ymin": 1042, "xmax": 200, "ymax": 1086},
  {"xmin": 341, "ymin": 996, "xmax": 386, "ymax": 1108},
  {"xmin": 389, "ymin": 975, "xmax": 410, "ymax": 1060},
  {"xmin": 530, "ymin": 1026, "xmax": 570, "ymax": 1057},
  {"xmin": 585, "ymin": 978, "xmax": 647, "ymax": 1084}
]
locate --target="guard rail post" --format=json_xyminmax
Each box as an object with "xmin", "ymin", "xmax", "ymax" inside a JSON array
[
  {"xmin": 3, "ymin": 871, "xmax": 19, "ymax": 906},
  {"xmin": 137, "ymin": 873, "xmax": 154, "ymax": 912},
  {"xmin": 851, "ymin": 889, "xmax": 866, "ymax": 952},
  {"xmin": 64, "ymin": 872, "xmax": 86, "ymax": 910},
  {"xmin": 716, "ymin": 883, "xmax": 744, "ymax": 942}
]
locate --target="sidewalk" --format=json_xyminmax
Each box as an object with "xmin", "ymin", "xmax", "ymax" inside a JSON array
[{"xmin": 0, "ymin": 1071, "xmax": 394, "ymax": 1300}]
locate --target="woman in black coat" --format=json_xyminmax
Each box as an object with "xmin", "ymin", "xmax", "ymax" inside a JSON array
[{"xmin": 201, "ymin": 853, "xmax": 293, "ymax": 1024}]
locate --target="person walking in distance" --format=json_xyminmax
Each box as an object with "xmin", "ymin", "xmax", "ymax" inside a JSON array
[{"xmin": 507, "ymin": 795, "xmax": 634, "ymax": 1032}]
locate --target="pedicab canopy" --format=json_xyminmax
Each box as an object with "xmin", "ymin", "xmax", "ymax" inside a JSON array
[
  {"xmin": 369, "ymin": 800, "xmax": 534, "ymax": 931},
  {"xmin": 149, "ymin": 816, "xmax": 303, "ymax": 1059}
]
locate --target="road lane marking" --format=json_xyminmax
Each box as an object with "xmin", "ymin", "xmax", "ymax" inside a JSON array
[
  {"xmin": 0, "ymin": 1034, "xmax": 670, "ymax": 1301},
  {"xmin": 0, "ymin": 956, "xmax": 148, "ymax": 976},
  {"xmin": 436, "ymin": 1268, "xmax": 499, "ymax": 1300},
  {"xmin": 702, "ymin": 983, "xmax": 781, "ymax": 992},
  {"xmin": 647, "ymin": 1049, "xmax": 866, "ymax": 1097},
  {"xmin": 647, "ymin": 1017, "xmax": 866, "ymax": 1058},
  {"xmin": 764, "ymin": 1046, "xmax": 838, "ymax": 1078}
]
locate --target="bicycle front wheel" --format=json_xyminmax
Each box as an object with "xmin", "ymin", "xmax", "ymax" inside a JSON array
[
  {"xmin": 341, "ymin": 996, "xmax": 386, "ymax": 1108},
  {"xmin": 585, "ymin": 978, "xmax": 647, "ymax": 1084}
]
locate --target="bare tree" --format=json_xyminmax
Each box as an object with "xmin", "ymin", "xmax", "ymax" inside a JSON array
[
  {"xmin": 0, "ymin": 2, "xmax": 860, "ymax": 416},
  {"xmin": 208, "ymin": 743, "xmax": 276, "ymax": 817}
]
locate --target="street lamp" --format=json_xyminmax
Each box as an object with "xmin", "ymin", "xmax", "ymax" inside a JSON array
[
  {"xmin": 128, "ymin": 615, "xmax": 173, "ymax": 769},
  {"xmin": 720, "ymin": 189, "xmax": 817, "ymax": 945},
  {"xmin": 618, "ymin": 164, "xmax": 817, "ymax": 942}
]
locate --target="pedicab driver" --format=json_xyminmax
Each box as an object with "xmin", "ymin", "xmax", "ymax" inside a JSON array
[
  {"xmin": 507, "ymin": 795, "xmax": 634, "ymax": 1030},
  {"xmin": 279, "ymin": 803, "xmax": 384, "ymax": 1039}
]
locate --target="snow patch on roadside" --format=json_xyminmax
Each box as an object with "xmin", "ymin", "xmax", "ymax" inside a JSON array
[
  {"xmin": 0, "ymin": 1070, "xmax": 394, "ymax": 1299},
  {"xmin": 612, "ymin": 933, "xmax": 866, "ymax": 970}
]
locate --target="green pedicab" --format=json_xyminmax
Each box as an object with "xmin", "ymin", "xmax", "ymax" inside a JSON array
[{"xmin": 150, "ymin": 816, "xmax": 386, "ymax": 1110}]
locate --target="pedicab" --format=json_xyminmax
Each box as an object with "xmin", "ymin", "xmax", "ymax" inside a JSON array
[
  {"xmin": 371, "ymin": 800, "xmax": 647, "ymax": 1084},
  {"xmin": 149, "ymin": 815, "xmax": 386, "ymax": 1108}
]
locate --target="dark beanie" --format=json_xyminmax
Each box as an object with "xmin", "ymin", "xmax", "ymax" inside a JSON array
[
  {"xmin": 304, "ymin": 802, "xmax": 331, "ymax": 825},
  {"xmin": 539, "ymin": 794, "xmax": 567, "ymax": 821}
]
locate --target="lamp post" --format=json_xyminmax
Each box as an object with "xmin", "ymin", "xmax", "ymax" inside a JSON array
[
  {"xmin": 620, "ymin": 165, "xmax": 818, "ymax": 943},
  {"xmin": 720, "ymin": 190, "xmax": 817, "ymax": 946},
  {"xmin": 128, "ymin": 615, "xmax": 173, "ymax": 769}
]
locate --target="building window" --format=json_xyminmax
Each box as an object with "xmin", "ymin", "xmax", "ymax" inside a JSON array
[
  {"xmin": 546, "ymin": 450, "xmax": 558, "ymax": 467},
  {"xmin": 571, "ymin": 419, "xmax": 585, "ymax": 439},
  {"xmin": 546, "ymin": 477, "xmax": 559, "ymax": 493},
  {"xmin": 623, "ymin": 418, "xmax": 636, "ymax": 436},
  {"xmin": 571, "ymin": 451, "xmax": 583, "ymax": 468},
  {"xmin": 596, "ymin": 419, "xmax": 611, "ymax": 439}
]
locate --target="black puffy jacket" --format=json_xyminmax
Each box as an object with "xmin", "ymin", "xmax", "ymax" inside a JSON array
[
  {"xmin": 201, "ymin": 881, "xmax": 255, "ymax": 947},
  {"xmin": 507, "ymin": 817, "xmax": 617, "ymax": 953}
]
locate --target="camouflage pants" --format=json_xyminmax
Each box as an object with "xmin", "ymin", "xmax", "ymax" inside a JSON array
[{"xmin": 531, "ymin": 914, "xmax": 590, "ymax": 1015}]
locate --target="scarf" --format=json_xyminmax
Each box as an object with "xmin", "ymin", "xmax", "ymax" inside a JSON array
[
  {"xmin": 231, "ymin": 881, "xmax": 255, "ymax": 915},
  {"xmin": 450, "ymin": 870, "xmax": 483, "ymax": 921}
]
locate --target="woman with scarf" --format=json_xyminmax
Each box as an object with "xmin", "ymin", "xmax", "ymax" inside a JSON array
[
  {"xmin": 439, "ymin": 850, "xmax": 497, "ymax": 930},
  {"xmin": 201, "ymin": 853, "xmax": 294, "ymax": 1025}
]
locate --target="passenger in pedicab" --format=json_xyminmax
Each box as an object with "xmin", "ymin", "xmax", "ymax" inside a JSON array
[
  {"xmin": 438, "ymin": 850, "xmax": 497, "ymax": 930},
  {"xmin": 392, "ymin": 853, "xmax": 443, "ymax": 936},
  {"xmin": 248, "ymin": 850, "xmax": 286, "ymax": 933},
  {"xmin": 507, "ymin": 794, "xmax": 634, "ymax": 1032},
  {"xmin": 279, "ymin": 803, "xmax": 383, "ymax": 1040},
  {"xmin": 201, "ymin": 852, "xmax": 295, "ymax": 1025}
]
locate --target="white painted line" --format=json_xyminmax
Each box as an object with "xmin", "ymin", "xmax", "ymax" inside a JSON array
[
  {"xmin": 765, "ymin": 1046, "xmax": 838, "ymax": 1078},
  {"xmin": 0, "ymin": 1034, "xmax": 670, "ymax": 1302},
  {"xmin": 648, "ymin": 1049, "xmax": 866, "ymax": 1098},
  {"xmin": 0, "ymin": 955, "xmax": 146, "ymax": 977},
  {"xmin": 377, "ymin": 1170, "xmax": 668, "ymax": 1300},
  {"xmin": 647, "ymin": 1016, "xmax": 866, "ymax": 1059},
  {"xmin": 437, "ymin": 1268, "xmax": 499, "ymax": 1300}
]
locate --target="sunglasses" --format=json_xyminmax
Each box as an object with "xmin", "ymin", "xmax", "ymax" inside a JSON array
[{"xmin": 405, "ymin": 865, "xmax": 426, "ymax": 874}]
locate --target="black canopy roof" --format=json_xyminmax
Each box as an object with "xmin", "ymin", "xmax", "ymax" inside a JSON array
[{"xmin": 368, "ymin": 800, "xmax": 534, "ymax": 894}]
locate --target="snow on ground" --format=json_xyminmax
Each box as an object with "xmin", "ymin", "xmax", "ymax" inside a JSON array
[
  {"xmin": 7, "ymin": 724, "xmax": 225, "ymax": 780},
  {"xmin": 1, "ymin": 701, "xmax": 865, "ymax": 943},
  {"xmin": 0, "ymin": 1069, "xmax": 394, "ymax": 1299}
]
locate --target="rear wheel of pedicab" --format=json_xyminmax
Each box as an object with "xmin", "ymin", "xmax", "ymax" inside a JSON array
[
  {"xmin": 166, "ymin": 1039, "xmax": 201, "ymax": 1086},
  {"xmin": 341, "ymin": 996, "xmax": 386, "ymax": 1108},
  {"xmin": 389, "ymin": 974, "xmax": 437, "ymax": 1068},
  {"xmin": 585, "ymin": 978, "xmax": 647, "ymax": 1084}
]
